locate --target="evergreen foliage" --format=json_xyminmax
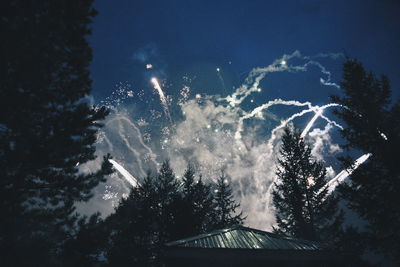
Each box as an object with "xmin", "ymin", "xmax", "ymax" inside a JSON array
[
  {"xmin": 272, "ymin": 126, "xmax": 343, "ymax": 242},
  {"xmin": 62, "ymin": 213, "xmax": 109, "ymax": 266},
  {"xmin": 331, "ymin": 59, "xmax": 400, "ymax": 262},
  {"xmin": 105, "ymin": 161, "xmax": 244, "ymax": 265},
  {"xmin": 212, "ymin": 172, "xmax": 245, "ymax": 229},
  {"xmin": 0, "ymin": 1, "xmax": 113, "ymax": 265},
  {"xmin": 180, "ymin": 164, "xmax": 214, "ymax": 236}
]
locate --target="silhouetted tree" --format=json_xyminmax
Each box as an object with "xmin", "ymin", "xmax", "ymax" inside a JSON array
[
  {"xmin": 106, "ymin": 161, "xmax": 183, "ymax": 266},
  {"xmin": 212, "ymin": 172, "xmax": 244, "ymax": 229},
  {"xmin": 0, "ymin": 1, "xmax": 112, "ymax": 265},
  {"xmin": 106, "ymin": 180, "xmax": 154, "ymax": 266},
  {"xmin": 331, "ymin": 59, "xmax": 400, "ymax": 262},
  {"xmin": 272, "ymin": 126, "xmax": 343, "ymax": 242},
  {"xmin": 179, "ymin": 164, "xmax": 214, "ymax": 236},
  {"xmin": 62, "ymin": 213, "xmax": 109, "ymax": 266}
]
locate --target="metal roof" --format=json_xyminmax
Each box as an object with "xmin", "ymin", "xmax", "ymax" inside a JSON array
[{"xmin": 165, "ymin": 225, "xmax": 328, "ymax": 251}]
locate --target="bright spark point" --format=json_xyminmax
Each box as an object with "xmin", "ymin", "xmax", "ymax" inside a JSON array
[
  {"xmin": 195, "ymin": 94, "xmax": 201, "ymax": 99},
  {"xmin": 216, "ymin": 68, "xmax": 220, "ymax": 72},
  {"xmin": 146, "ymin": 64, "xmax": 153, "ymax": 69},
  {"xmin": 257, "ymin": 88, "xmax": 262, "ymax": 92},
  {"xmin": 307, "ymin": 177, "xmax": 315, "ymax": 187},
  {"xmin": 281, "ymin": 60, "xmax": 286, "ymax": 65},
  {"xmin": 207, "ymin": 124, "xmax": 211, "ymax": 129}
]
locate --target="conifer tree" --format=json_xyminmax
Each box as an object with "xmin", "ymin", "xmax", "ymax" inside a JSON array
[
  {"xmin": 180, "ymin": 164, "xmax": 214, "ymax": 236},
  {"xmin": 272, "ymin": 126, "xmax": 343, "ymax": 242},
  {"xmin": 106, "ymin": 161, "xmax": 182, "ymax": 266},
  {"xmin": 331, "ymin": 59, "xmax": 400, "ymax": 261},
  {"xmin": 0, "ymin": 1, "xmax": 112, "ymax": 265},
  {"xmin": 106, "ymin": 182, "xmax": 153, "ymax": 266},
  {"xmin": 212, "ymin": 172, "xmax": 244, "ymax": 229}
]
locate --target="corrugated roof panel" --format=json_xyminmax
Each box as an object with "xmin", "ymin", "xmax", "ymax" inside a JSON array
[
  {"xmin": 165, "ymin": 225, "xmax": 327, "ymax": 251},
  {"xmin": 236, "ymin": 229, "xmax": 255, "ymax": 248},
  {"xmin": 252, "ymin": 231, "xmax": 282, "ymax": 249},
  {"xmin": 202, "ymin": 236, "xmax": 211, "ymax": 248},
  {"xmin": 229, "ymin": 229, "xmax": 247, "ymax": 248},
  {"xmin": 210, "ymin": 235, "xmax": 219, "ymax": 248},
  {"xmin": 241, "ymin": 230, "xmax": 262, "ymax": 249},
  {"xmin": 216, "ymin": 233, "xmax": 226, "ymax": 248},
  {"xmin": 224, "ymin": 230, "xmax": 241, "ymax": 248},
  {"xmin": 247, "ymin": 231, "xmax": 266, "ymax": 249}
]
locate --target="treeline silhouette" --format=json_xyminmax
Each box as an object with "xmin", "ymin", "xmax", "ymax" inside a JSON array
[
  {"xmin": 64, "ymin": 161, "xmax": 244, "ymax": 266},
  {"xmin": 1, "ymin": 1, "xmax": 399, "ymax": 266}
]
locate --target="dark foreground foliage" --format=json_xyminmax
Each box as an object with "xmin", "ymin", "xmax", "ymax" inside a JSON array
[
  {"xmin": 0, "ymin": 1, "xmax": 113, "ymax": 266},
  {"xmin": 332, "ymin": 59, "xmax": 400, "ymax": 264}
]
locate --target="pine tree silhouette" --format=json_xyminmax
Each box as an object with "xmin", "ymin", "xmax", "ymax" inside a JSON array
[
  {"xmin": 0, "ymin": 1, "xmax": 112, "ymax": 265},
  {"xmin": 212, "ymin": 171, "xmax": 244, "ymax": 229},
  {"xmin": 180, "ymin": 164, "xmax": 214, "ymax": 236},
  {"xmin": 272, "ymin": 126, "xmax": 343, "ymax": 242},
  {"xmin": 331, "ymin": 59, "xmax": 400, "ymax": 262}
]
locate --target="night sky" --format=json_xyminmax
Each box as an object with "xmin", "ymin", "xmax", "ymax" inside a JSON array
[
  {"xmin": 90, "ymin": 0, "xmax": 400, "ymax": 100},
  {"xmin": 79, "ymin": 0, "xmax": 400, "ymax": 229}
]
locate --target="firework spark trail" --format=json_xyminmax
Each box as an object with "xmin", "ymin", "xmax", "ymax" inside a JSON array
[
  {"xmin": 324, "ymin": 153, "xmax": 372, "ymax": 194},
  {"xmin": 301, "ymin": 108, "xmax": 323, "ymax": 138},
  {"xmin": 109, "ymin": 159, "xmax": 140, "ymax": 188},
  {"xmin": 151, "ymin": 77, "xmax": 172, "ymax": 122},
  {"xmin": 216, "ymin": 68, "xmax": 227, "ymax": 93}
]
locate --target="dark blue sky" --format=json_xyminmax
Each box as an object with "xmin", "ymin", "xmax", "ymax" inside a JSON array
[{"xmin": 89, "ymin": 0, "xmax": 400, "ymax": 100}]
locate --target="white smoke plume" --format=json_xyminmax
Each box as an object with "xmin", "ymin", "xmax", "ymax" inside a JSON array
[{"xmin": 80, "ymin": 51, "xmax": 362, "ymax": 230}]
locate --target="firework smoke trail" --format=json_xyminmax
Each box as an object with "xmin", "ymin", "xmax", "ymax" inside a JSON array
[
  {"xmin": 109, "ymin": 159, "xmax": 140, "ymax": 188},
  {"xmin": 223, "ymin": 51, "xmax": 341, "ymax": 107},
  {"xmin": 106, "ymin": 116, "xmax": 159, "ymax": 169},
  {"xmin": 114, "ymin": 119, "xmax": 146, "ymax": 176},
  {"xmin": 151, "ymin": 77, "xmax": 172, "ymax": 122},
  {"xmin": 115, "ymin": 116, "xmax": 159, "ymax": 168},
  {"xmin": 234, "ymin": 99, "xmax": 312, "ymax": 142},
  {"xmin": 301, "ymin": 103, "xmax": 342, "ymax": 138},
  {"xmin": 106, "ymin": 118, "xmax": 148, "ymax": 176}
]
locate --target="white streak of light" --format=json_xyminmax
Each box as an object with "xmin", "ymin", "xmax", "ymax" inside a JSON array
[
  {"xmin": 109, "ymin": 159, "xmax": 140, "ymax": 188},
  {"xmin": 325, "ymin": 153, "xmax": 372, "ymax": 194},
  {"xmin": 301, "ymin": 108, "xmax": 323, "ymax": 138},
  {"xmin": 151, "ymin": 77, "xmax": 172, "ymax": 122}
]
